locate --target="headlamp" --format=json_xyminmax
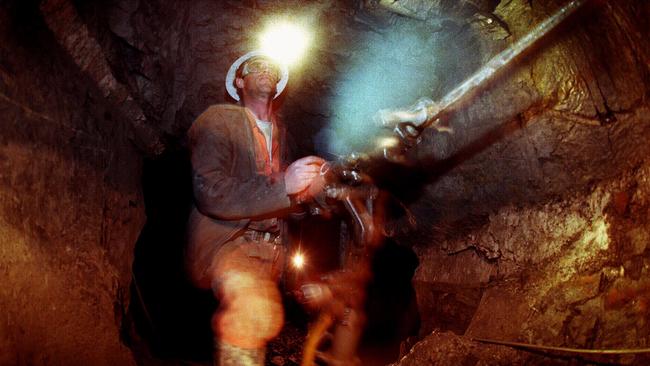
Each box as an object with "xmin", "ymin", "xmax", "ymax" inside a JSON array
[{"xmin": 259, "ymin": 20, "xmax": 310, "ymax": 67}]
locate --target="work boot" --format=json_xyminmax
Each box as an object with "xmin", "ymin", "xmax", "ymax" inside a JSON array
[{"xmin": 216, "ymin": 341, "xmax": 265, "ymax": 366}]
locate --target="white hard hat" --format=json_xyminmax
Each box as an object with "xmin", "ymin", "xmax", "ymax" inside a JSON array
[{"xmin": 225, "ymin": 50, "xmax": 289, "ymax": 101}]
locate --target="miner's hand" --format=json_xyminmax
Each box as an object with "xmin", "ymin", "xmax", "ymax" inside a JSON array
[
  {"xmin": 285, "ymin": 156, "xmax": 326, "ymax": 195},
  {"xmin": 296, "ymin": 283, "xmax": 334, "ymax": 310}
]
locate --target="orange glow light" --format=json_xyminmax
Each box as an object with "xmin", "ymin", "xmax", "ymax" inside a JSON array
[{"xmin": 292, "ymin": 252, "xmax": 305, "ymax": 269}]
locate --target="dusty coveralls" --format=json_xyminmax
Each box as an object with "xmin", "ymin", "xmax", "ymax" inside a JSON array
[{"xmin": 185, "ymin": 103, "xmax": 293, "ymax": 363}]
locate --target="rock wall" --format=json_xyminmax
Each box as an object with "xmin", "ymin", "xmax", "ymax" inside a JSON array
[
  {"xmin": 407, "ymin": 0, "xmax": 650, "ymax": 364},
  {"xmin": 0, "ymin": 3, "xmax": 146, "ymax": 365}
]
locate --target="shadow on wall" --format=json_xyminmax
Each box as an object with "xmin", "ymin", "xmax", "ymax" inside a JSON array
[
  {"xmin": 363, "ymin": 238, "xmax": 421, "ymax": 362},
  {"xmin": 126, "ymin": 146, "xmax": 216, "ymax": 362}
]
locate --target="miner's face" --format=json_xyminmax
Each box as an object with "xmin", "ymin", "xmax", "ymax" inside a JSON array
[
  {"xmin": 241, "ymin": 57, "xmax": 281, "ymax": 81},
  {"xmin": 236, "ymin": 57, "xmax": 280, "ymax": 100}
]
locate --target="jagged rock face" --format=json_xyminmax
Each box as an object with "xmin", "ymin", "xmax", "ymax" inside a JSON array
[
  {"xmin": 406, "ymin": 0, "xmax": 650, "ymax": 365},
  {"xmin": 1, "ymin": 0, "xmax": 650, "ymax": 365},
  {"xmin": 0, "ymin": 2, "xmax": 143, "ymax": 365}
]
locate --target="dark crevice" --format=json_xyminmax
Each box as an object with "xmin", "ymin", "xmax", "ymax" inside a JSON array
[{"xmin": 127, "ymin": 145, "xmax": 216, "ymax": 363}]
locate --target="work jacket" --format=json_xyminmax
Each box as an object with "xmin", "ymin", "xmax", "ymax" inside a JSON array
[{"xmin": 185, "ymin": 103, "xmax": 292, "ymax": 288}]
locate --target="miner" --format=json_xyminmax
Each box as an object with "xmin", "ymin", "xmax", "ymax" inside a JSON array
[{"xmin": 185, "ymin": 50, "xmax": 325, "ymax": 365}]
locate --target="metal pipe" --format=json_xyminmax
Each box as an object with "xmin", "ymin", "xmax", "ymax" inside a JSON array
[{"xmin": 421, "ymin": 0, "xmax": 590, "ymax": 131}]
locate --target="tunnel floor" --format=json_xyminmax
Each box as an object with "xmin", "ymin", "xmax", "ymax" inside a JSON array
[
  {"xmin": 266, "ymin": 317, "xmax": 404, "ymax": 366},
  {"xmin": 128, "ymin": 307, "xmax": 405, "ymax": 366}
]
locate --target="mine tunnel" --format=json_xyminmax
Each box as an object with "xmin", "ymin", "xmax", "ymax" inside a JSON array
[{"xmin": 1, "ymin": 0, "xmax": 650, "ymax": 365}]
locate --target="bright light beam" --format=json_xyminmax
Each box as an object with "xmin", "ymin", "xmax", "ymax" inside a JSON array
[{"xmin": 259, "ymin": 21, "xmax": 310, "ymax": 66}]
